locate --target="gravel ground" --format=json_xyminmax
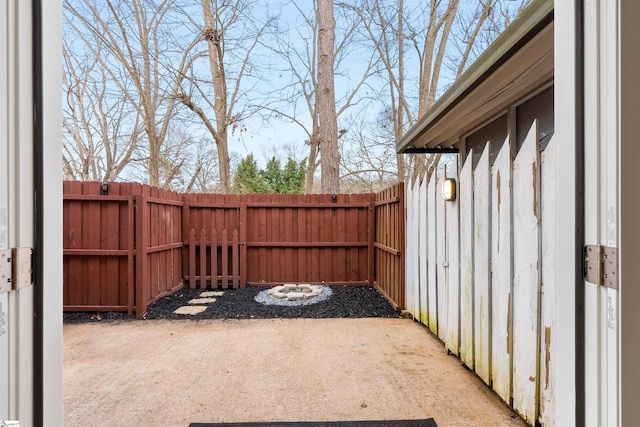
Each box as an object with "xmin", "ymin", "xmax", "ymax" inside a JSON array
[{"xmin": 63, "ymin": 285, "xmax": 401, "ymax": 323}]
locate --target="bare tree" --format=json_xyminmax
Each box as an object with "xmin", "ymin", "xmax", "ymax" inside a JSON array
[
  {"xmin": 350, "ymin": 0, "xmax": 528, "ymax": 182},
  {"xmin": 339, "ymin": 112, "xmax": 398, "ymax": 193},
  {"xmin": 174, "ymin": 0, "xmax": 275, "ymax": 193},
  {"xmin": 64, "ymin": 0, "xmax": 201, "ymax": 188},
  {"xmin": 316, "ymin": 0, "xmax": 340, "ymax": 193},
  {"xmin": 62, "ymin": 35, "xmax": 142, "ymax": 181},
  {"xmin": 260, "ymin": 1, "xmax": 378, "ymax": 193}
]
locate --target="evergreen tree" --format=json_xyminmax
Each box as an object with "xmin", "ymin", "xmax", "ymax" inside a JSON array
[
  {"xmin": 232, "ymin": 155, "xmax": 307, "ymax": 194},
  {"xmin": 232, "ymin": 154, "xmax": 269, "ymax": 194}
]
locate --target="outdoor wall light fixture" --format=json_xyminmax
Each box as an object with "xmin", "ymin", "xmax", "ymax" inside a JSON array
[
  {"xmin": 101, "ymin": 182, "xmax": 109, "ymax": 194},
  {"xmin": 441, "ymin": 178, "xmax": 456, "ymax": 202}
]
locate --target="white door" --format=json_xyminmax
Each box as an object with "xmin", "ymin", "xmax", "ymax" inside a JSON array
[
  {"xmin": 1, "ymin": 2, "xmax": 63, "ymax": 426},
  {"xmin": 0, "ymin": 1, "xmax": 36, "ymax": 424},
  {"xmin": 618, "ymin": 1, "xmax": 640, "ymax": 425},
  {"xmin": 583, "ymin": 0, "xmax": 623, "ymax": 425},
  {"xmin": 0, "ymin": 0, "xmax": 10, "ymax": 419}
]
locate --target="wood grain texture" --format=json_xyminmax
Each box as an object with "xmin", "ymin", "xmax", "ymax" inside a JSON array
[
  {"xmin": 436, "ymin": 169, "xmax": 448, "ymax": 342},
  {"xmin": 459, "ymin": 151, "xmax": 475, "ymax": 369},
  {"xmin": 473, "ymin": 143, "xmax": 491, "ymax": 384},
  {"xmin": 490, "ymin": 137, "xmax": 513, "ymax": 402},
  {"xmin": 512, "ymin": 121, "xmax": 541, "ymax": 424},
  {"xmin": 539, "ymin": 135, "xmax": 556, "ymax": 426},
  {"xmin": 446, "ymin": 161, "xmax": 460, "ymax": 356},
  {"xmin": 419, "ymin": 177, "xmax": 429, "ymax": 326},
  {"xmin": 427, "ymin": 174, "xmax": 438, "ymax": 334},
  {"xmin": 65, "ymin": 185, "xmax": 400, "ymax": 313}
]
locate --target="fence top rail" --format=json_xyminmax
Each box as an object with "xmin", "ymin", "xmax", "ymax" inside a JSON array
[
  {"xmin": 143, "ymin": 196, "xmax": 184, "ymax": 207},
  {"xmin": 244, "ymin": 202, "xmax": 372, "ymax": 209},
  {"xmin": 375, "ymin": 196, "xmax": 401, "ymax": 206},
  {"xmin": 63, "ymin": 194, "xmax": 132, "ymax": 202},
  {"xmin": 187, "ymin": 203, "xmax": 241, "ymax": 209}
]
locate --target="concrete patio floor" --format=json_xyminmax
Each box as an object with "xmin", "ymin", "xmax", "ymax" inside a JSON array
[{"xmin": 63, "ymin": 318, "xmax": 527, "ymax": 427}]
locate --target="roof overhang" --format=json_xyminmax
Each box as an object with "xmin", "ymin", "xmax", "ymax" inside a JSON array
[{"xmin": 397, "ymin": 0, "xmax": 554, "ymax": 153}]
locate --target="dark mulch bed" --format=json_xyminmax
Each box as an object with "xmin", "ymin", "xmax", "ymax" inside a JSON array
[{"xmin": 63, "ymin": 285, "xmax": 400, "ymax": 323}]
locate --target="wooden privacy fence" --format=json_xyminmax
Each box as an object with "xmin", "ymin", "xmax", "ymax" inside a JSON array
[
  {"xmin": 404, "ymin": 121, "xmax": 555, "ymax": 425},
  {"xmin": 182, "ymin": 193, "xmax": 377, "ymax": 286},
  {"xmin": 64, "ymin": 183, "xmax": 406, "ymax": 315},
  {"xmin": 63, "ymin": 182, "xmax": 183, "ymax": 316},
  {"xmin": 373, "ymin": 183, "xmax": 405, "ymax": 310}
]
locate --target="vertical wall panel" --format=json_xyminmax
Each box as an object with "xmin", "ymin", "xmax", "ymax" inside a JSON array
[
  {"xmin": 436, "ymin": 169, "xmax": 448, "ymax": 342},
  {"xmin": 412, "ymin": 180, "xmax": 421, "ymax": 319},
  {"xmin": 491, "ymin": 137, "xmax": 513, "ymax": 402},
  {"xmin": 446, "ymin": 161, "xmax": 460, "ymax": 355},
  {"xmin": 404, "ymin": 183, "xmax": 415, "ymax": 316},
  {"xmin": 539, "ymin": 135, "xmax": 557, "ymax": 425},
  {"xmin": 419, "ymin": 177, "xmax": 429, "ymax": 325},
  {"xmin": 427, "ymin": 174, "xmax": 438, "ymax": 334},
  {"xmin": 459, "ymin": 151, "xmax": 475, "ymax": 368},
  {"xmin": 474, "ymin": 144, "xmax": 492, "ymax": 384},
  {"xmin": 512, "ymin": 121, "xmax": 541, "ymax": 424}
]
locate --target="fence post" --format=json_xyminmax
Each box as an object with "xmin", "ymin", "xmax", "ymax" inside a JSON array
[
  {"xmin": 127, "ymin": 196, "xmax": 135, "ymax": 316},
  {"xmin": 239, "ymin": 202, "xmax": 247, "ymax": 288},
  {"xmin": 368, "ymin": 199, "xmax": 375, "ymax": 287},
  {"xmin": 135, "ymin": 193, "xmax": 149, "ymax": 316},
  {"xmin": 199, "ymin": 228, "xmax": 207, "ymax": 289},
  {"xmin": 182, "ymin": 193, "xmax": 191, "ymax": 286},
  {"xmin": 222, "ymin": 228, "xmax": 229, "ymax": 289},
  {"xmin": 189, "ymin": 229, "xmax": 196, "ymax": 288},
  {"xmin": 232, "ymin": 229, "xmax": 239, "ymax": 289},
  {"xmin": 211, "ymin": 228, "xmax": 218, "ymax": 288}
]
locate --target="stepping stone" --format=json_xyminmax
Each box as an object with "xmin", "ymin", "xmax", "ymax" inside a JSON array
[
  {"xmin": 271, "ymin": 292, "xmax": 287, "ymax": 299},
  {"xmin": 200, "ymin": 291, "xmax": 224, "ymax": 297},
  {"xmin": 173, "ymin": 305, "xmax": 207, "ymax": 315},
  {"xmin": 283, "ymin": 284, "xmax": 297, "ymax": 290},
  {"xmin": 268, "ymin": 286, "xmax": 285, "ymax": 295},
  {"xmin": 287, "ymin": 292, "xmax": 304, "ymax": 300},
  {"xmin": 188, "ymin": 298, "xmax": 216, "ymax": 304}
]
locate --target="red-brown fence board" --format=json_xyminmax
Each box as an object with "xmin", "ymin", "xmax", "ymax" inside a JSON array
[
  {"xmin": 63, "ymin": 181, "xmax": 137, "ymax": 313},
  {"xmin": 64, "ymin": 181, "xmax": 184, "ymax": 315},
  {"xmin": 137, "ymin": 185, "xmax": 184, "ymax": 314},
  {"xmin": 63, "ymin": 181, "xmax": 405, "ymax": 315},
  {"xmin": 239, "ymin": 193, "xmax": 373, "ymax": 285},
  {"xmin": 373, "ymin": 182, "xmax": 405, "ymax": 310}
]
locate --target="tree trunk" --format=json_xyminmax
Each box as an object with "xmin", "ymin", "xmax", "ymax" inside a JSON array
[
  {"xmin": 305, "ymin": 140, "xmax": 320, "ymax": 193},
  {"xmin": 396, "ymin": 0, "xmax": 406, "ymax": 183},
  {"xmin": 201, "ymin": 0, "xmax": 231, "ymax": 193},
  {"xmin": 317, "ymin": 0, "xmax": 340, "ymax": 194},
  {"xmin": 215, "ymin": 131, "xmax": 231, "ymax": 194}
]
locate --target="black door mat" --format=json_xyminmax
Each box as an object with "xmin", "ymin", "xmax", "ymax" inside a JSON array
[{"xmin": 190, "ymin": 420, "xmax": 437, "ymax": 427}]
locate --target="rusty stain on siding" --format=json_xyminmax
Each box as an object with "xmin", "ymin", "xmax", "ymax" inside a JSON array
[
  {"xmin": 545, "ymin": 326, "xmax": 551, "ymax": 389},
  {"xmin": 532, "ymin": 161, "xmax": 539, "ymax": 222}
]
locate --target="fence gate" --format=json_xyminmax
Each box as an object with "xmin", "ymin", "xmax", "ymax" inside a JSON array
[{"xmin": 187, "ymin": 227, "xmax": 240, "ymax": 289}]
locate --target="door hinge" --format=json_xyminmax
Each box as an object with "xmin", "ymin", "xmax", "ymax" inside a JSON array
[
  {"xmin": 584, "ymin": 244, "xmax": 618, "ymax": 290},
  {"xmin": 0, "ymin": 248, "xmax": 33, "ymax": 293}
]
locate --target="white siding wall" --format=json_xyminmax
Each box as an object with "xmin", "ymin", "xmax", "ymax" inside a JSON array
[{"xmin": 404, "ymin": 123, "xmax": 557, "ymax": 425}]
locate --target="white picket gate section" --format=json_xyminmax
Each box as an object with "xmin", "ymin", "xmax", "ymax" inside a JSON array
[{"xmin": 404, "ymin": 121, "xmax": 555, "ymax": 425}]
